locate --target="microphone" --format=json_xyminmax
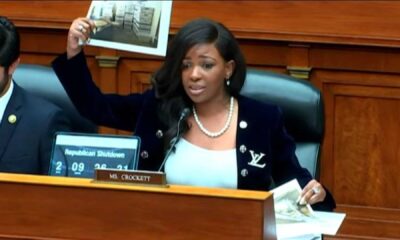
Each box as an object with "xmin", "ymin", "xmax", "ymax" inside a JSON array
[
  {"xmin": 158, "ymin": 108, "xmax": 191, "ymax": 172},
  {"xmin": 178, "ymin": 108, "xmax": 191, "ymax": 122}
]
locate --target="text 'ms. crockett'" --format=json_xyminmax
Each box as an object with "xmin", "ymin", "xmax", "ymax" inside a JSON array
[{"xmin": 95, "ymin": 168, "xmax": 167, "ymax": 187}]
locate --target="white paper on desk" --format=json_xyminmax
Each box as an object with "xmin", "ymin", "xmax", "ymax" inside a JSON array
[
  {"xmin": 276, "ymin": 225, "xmax": 321, "ymax": 240},
  {"xmin": 271, "ymin": 179, "xmax": 346, "ymax": 239},
  {"xmin": 312, "ymin": 211, "xmax": 346, "ymax": 235},
  {"xmin": 276, "ymin": 211, "xmax": 345, "ymax": 239},
  {"xmin": 271, "ymin": 179, "xmax": 315, "ymax": 223}
]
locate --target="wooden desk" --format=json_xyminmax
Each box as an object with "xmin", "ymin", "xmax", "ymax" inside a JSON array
[{"xmin": 0, "ymin": 173, "xmax": 276, "ymax": 240}]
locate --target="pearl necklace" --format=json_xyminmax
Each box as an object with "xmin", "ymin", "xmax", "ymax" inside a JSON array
[{"xmin": 192, "ymin": 96, "xmax": 234, "ymax": 138}]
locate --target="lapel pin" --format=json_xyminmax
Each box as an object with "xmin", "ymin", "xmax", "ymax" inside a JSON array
[{"xmin": 8, "ymin": 114, "xmax": 17, "ymax": 124}]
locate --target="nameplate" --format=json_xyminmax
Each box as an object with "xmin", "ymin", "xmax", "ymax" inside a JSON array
[{"xmin": 94, "ymin": 169, "xmax": 167, "ymax": 187}]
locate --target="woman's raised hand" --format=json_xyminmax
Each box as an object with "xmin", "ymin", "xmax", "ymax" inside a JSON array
[{"xmin": 67, "ymin": 18, "xmax": 95, "ymax": 59}]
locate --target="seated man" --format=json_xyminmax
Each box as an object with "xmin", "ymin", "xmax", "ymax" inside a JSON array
[{"xmin": 0, "ymin": 16, "xmax": 70, "ymax": 174}]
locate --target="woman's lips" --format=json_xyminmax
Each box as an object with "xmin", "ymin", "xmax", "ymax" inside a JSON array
[{"xmin": 189, "ymin": 86, "xmax": 205, "ymax": 95}]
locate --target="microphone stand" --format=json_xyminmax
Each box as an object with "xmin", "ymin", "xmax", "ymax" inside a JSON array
[{"xmin": 158, "ymin": 108, "xmax": 190, "ymax": 172}]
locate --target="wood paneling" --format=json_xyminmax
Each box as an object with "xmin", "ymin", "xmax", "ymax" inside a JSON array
[
  {"xmin": 310, "ymin": 45, "xmax": 400, "ymax": 73},
  {"xmin": 334, "ymin": 90, "xmax": 399, "ymax": 207},
  {"xmin": 315, "ymin": 70, "xmax": 400, "ymax": 239},
  {"xmin": 334, "ymin": 205, "xmax": 400, "ymax": 239},
  {"xmin": 2, "ymin": 1, "xmax": 400, "ymax": 46},
  {"xmin": 171, "ymin": 1, "xmax": 400, "ymax": 47},
  {"xmin": 1, "ymin": 1, "xmax": 399, "ymax": 239}
]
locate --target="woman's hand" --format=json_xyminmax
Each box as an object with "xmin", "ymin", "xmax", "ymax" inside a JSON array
[
  {"xmin": 299, "ymin": 179, "xmax": 326, "ymax": 205},
  {"xmin": 67, "ymin": 18, "xmax": 95, "ymax": 59}
]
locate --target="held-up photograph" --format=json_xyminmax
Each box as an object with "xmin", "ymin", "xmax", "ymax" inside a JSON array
[{"xmin": 85, "ymin": 0, "xmax": 172, "ymax": 56}]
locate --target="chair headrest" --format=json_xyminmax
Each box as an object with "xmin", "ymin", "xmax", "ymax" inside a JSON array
[
  {"xmin": 13, "ymin": 64, "xmax": 97, "ymax": 133},
  {"xmin": 240, "ymin": 68, "xmax": 323, "ymax": 142}
]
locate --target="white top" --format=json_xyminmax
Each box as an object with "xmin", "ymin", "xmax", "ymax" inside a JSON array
[
  {"xmin": 165, "ymin": 138, "xmax": 238, "ymax": 189},
  {"xmin": 0, "ymin": 80, "xmax": 14, "ymax": 124}
]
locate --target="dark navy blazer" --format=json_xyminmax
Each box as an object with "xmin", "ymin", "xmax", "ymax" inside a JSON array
[
  {"xmin": 0, "ymin": 83, "xmax": 70, "ymax": 174},
  {"xmin": 53, "ymin": 52, "xmax": 335, "ymax": 211}
]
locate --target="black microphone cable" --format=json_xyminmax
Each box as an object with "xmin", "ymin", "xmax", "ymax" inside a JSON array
[{"xmin": 158, "ymin": 108, "xmax": 191, "ymax": 172}]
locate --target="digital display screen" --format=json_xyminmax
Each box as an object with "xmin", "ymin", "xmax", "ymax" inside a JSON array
[{"xmin": 49, "ymin": 132, "xmax": 141, "ymax": 178}]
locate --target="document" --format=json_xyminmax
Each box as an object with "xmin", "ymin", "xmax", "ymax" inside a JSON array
[
  {"xmin": 271, "ymin": 179, "xmax": 346, "ymax": 240},
  {"xmin": 83, "ymin": 1, "xmax": 173, "ymax": 56}
]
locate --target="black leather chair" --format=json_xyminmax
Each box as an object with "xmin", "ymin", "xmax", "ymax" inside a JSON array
[
  {"xmin": 240, "ymin": 68, "xmax": 323, "ymax": 179},
  {"xmin": 13, "ymin": 64, "xmax": 321, "ymax": 177},
  {"xmin": 13, "ymin": 64, "xmax": 97, "ymax": 133}
]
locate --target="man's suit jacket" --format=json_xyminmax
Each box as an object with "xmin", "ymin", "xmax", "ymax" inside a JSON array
[{"xmin": 0, "ymin": 83, "xmax": 70, "ymax": 174}]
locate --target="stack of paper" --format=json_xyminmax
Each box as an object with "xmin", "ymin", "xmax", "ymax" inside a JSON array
[{"xmin": 271, "ymin": 179, "xmax": 346, "ymax": 240}]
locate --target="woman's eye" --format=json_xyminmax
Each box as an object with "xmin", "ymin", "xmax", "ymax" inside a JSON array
[
  {"xmin": 202, "ymin": 63, "xmax": 214, "ymax": 69},
  {"xmin": 182, "ymin": 63, "xmax": 191, "ymax": 69}
]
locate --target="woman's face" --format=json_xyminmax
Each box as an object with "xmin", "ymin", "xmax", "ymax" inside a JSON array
[{"xmin": 181, "ymin": 43, "xmax": 234, "ymax": 105}]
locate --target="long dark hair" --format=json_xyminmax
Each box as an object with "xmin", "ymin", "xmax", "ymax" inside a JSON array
[{"xmin": 152, "ymin": 18, "xmax": 247, "ymax": 150}]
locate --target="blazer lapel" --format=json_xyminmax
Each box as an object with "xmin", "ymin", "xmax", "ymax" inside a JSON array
[{"xmin": 0, "ymin": 84, "xmax": 23, "ymax": 160}]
